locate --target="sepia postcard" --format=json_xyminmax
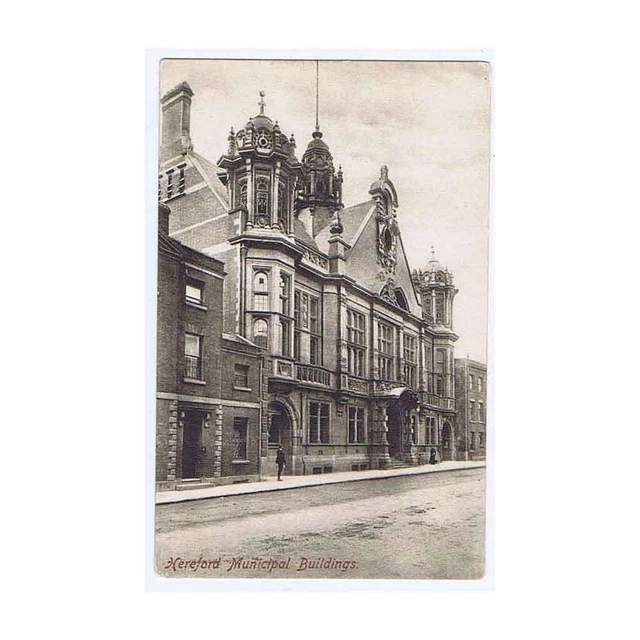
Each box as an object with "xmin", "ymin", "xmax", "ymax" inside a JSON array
[{"xmin": 151, "ymin": 55, "xmax": 491, "ymax": 583}]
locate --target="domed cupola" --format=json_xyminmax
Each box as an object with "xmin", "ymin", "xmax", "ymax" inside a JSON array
[
  {"xmin": 217, "ymin": 91, "xmax": 304, "ymax": 235},
  {"xmin": 295, "ymin": 125, "xmax": 343, "ymax": 226},
  {"xmin": 412, "ymin": 247, "xmax": 458, "ymax": 327}
]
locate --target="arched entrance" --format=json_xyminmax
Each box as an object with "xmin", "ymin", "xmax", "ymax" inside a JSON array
[
  {"xmin": 383, "ymin": 388, "xmax": 419, "ymax": 461},
  {"xmin": 441, "ymin": 421, "xmax": 453, "ymax": 461},
  {"xmin": 267, "ymin": 401, "xmax": 293, "ymax": 476}
]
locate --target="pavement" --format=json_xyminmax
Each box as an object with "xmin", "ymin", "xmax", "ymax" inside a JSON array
[{"xmin": 156, "ymin": 460, "xmax": 486, "ymax": 505}]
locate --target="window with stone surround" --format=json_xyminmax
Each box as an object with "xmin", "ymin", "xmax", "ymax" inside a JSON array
[
  {"xmin": 309, "ymin": 401, "xmax": 330, "ymax": 444},
  {"xmin": 403, "ymin": 334, "xmax": 417, "ymax": 389},
  {"xmin": 377, "ymin": 322, "xmax": 394, "ymax": 381},
  {"xmin": 253, "ymin": 271, "xmax": 269, "ymax": 311},
  {"xmin": 184, "ymin": 333, "xmax": 202, "ymax": 379},
  {"xmin": 348, "ymin": 406, "xmax": 365, "ymax": 443},
  {"xmin": 347, "ymin": 309, "xmax": 366, "ymax": 377},
  {"xmin": 233, "ymin": 417, "xmax": 248, "ymax": 460},
  {"xmin": 234, "ymin": 364, "xmax": 249, "ymax": 388}
]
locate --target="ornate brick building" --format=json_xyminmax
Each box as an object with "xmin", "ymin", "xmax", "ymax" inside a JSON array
[{"xmin": 158, "ymin": 81, "xmax": 460, "ymax": 477}]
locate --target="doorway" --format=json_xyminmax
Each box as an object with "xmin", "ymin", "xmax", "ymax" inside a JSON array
[
  {"xmin": 441, "ymin": 422, "xmax": 452, "ymax": 461},
  {"xmin": 267, "ymin": 402, "xmax": 292, "ymax": 475},
  {"xmin": 182, "ymin": 412, "xmax": 203, "ymax": 478},
  {"xmin": 386, "ymin": 404, "xmax": 401, "ymax": 458}
]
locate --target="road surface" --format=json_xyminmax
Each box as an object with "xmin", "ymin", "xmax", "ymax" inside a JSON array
[{"xmin": 155, "ymin": 467, "xmax": 485, "ymax": 580}]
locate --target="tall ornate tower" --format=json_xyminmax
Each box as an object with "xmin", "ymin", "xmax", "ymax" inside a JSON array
[
  {"xmin": 412, "ymin": 247, "xmax": 458, "ymax": 328},
  {"xmin": 295, "ymin": 125, "xmax": 343, "ymax": 227},
  {"xmin": 217, "ymin": 91, "xmax": 304, "ymax": 235}
]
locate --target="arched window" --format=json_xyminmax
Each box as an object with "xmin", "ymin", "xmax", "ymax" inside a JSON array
[
  {"xmin": 253, "ymin": 271, "xmax": 269, "ymax": 311},
  {"xmin": 277, "ymin": 181, "xmax": 288, "ymax": 230},
  {"xmin": 253, "ymin": 318, "xmax": 268, "ymax": 349},
  {"xmin": 238, "ymin": 178, "xmax": 248, "ymax": 207},
  {"xmin": 255, "ymin": 176, "xmax": 270, "ymax": 225}
]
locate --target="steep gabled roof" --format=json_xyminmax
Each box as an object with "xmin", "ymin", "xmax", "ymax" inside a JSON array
[
  {"xmin": 189, "ymin": 151, "xmax": 230, "ymax": 210},
  {"xmin": 315, "ymin": 200, "xmax": 375, "ymax": 254}
]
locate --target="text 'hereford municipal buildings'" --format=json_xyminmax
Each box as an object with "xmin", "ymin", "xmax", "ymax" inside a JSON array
[{"xmin": 156, "ymin": 81, "xmax": 469, "ymax": 488}]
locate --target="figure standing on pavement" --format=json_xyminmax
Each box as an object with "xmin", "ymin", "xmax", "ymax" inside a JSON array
[
  {"xmin": 276, "ymin": 445, "xmax": 286, "ymax": 481},
  {"xmin": 429, "ymin": 447, "xmax": 437, "ymax": 465}
]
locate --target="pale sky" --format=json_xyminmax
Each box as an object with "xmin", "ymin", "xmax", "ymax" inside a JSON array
[{"xmin": 160, "ymin": 59, "xmax": 490, "ymax": 363}]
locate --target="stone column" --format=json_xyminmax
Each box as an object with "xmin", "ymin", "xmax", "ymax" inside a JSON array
[{"xmin": 369, "ymin": 401, "xmax": 391, "ymax": 469}]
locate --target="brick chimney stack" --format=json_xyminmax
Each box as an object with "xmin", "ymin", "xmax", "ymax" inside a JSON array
[{"xmin": 160, "ymin": 82, "xmax": 194, "ymax": 163}]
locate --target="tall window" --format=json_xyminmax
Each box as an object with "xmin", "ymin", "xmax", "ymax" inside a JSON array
[
  {"xmin": 293, "ymin": 290, "xmax": 322, "ymax": 364},
  {"xmin": 279, "ymin": 319, "xmax": 291, "ymax": 357},
  {"xmin": 478, "ymin": 377, "xmax": 483, "ymax": 392},
  {"xmin": 309, "ymin": 402, "xmax": 330, "ymax": 444},
  {"xmin": 184, "ymin": 333, "xmax": 202, "ymax": 379},
  {"xmin": 403, "ymin": 334, "xmax": 417, "ymax": 389},
  {"xmin": 253, "ymin": 318, "xmax": 268, "ymax": 349},
  {"xmin": 348, "ymin": 407, "xmax": 365, "ymax": 443},
  {"xmin": 436, "ymin": 349, "xmax": 446, "ymax": 396},
  {"xmin": 378, "ymin": 322, "xmax": 394, "ymax": 381},
  {"xmin": 435, "ymin": 291, "xmax": 446, "ymax": 323},
  {"xmin": 238, "ymin": 177, "xmax": 248, "ymax": 206},
  {"xmin": 294, "ymin": 290, "xmax": 301, "ymax": 361},
  {"xmin": 253, "ymin": 271, "xmax": 269, "ymax": 311},
  {"xmin": 166, "ymin": 169, "xmax": 174, "ymax": 198},
  {"xmin": 309, "ymin": 296, "xmax": 321, "ymax": 365},
  {"xmin": 469, "ymin": 374, "xmax": 474, "ymax": 390},
  {"xmin": 479, "ymin": 402, "xmax": 485, "ymax": 422},
  {"xmin": 425, "ymin": 417, "xmax": 436, "ymax": 444},
  {"xmin": 277, "ymin": 181, "xmax": 288, "ymax": 229},
  {"xmin": 255, "ymin": 176, "xmax": 270, "ymax": 225},
  {"xmin": 425, "ymin": 345, "xmax": 433, "ymax": 393},
  {"xmin": 347, "ymin": 309, "xmax": 366, "ymax": 377},
  {"xmin": 470, "ymin": 431, "xmax": 476, "ymax": 451},
  {"xmin": 479, "ymin": 432, "xmax": 485, "ymax": 449},
  {"xmin": 469, "ymin": 400, "xmax": 476, "ymax": 422},
  {"xmin": 177, "ymin": 163, "xmax": 186, "ymax": 194},
  {"xmin": 279, "ymin": 274, "xmax": 291, "ymax": 315},
  {"xmin": 233, "ymin": 417, "xmax": 248, "ymax": 460}
]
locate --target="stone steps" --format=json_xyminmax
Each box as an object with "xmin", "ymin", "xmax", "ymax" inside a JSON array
[{"xmin": 175, "ymin": 479, "xmax": 214, "ymax": 491}]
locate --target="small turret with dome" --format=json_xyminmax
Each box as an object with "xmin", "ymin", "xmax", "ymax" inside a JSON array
[
  {"xmin": 294, "ymin": 64, "xmax": 343, "ymax": 235},
  {"xmin": 217, "ymin": 91, "xmax": 304, "ymax": 235},
  {"xmin": 412, "ymin": 246, "xmax": 458, "ymax": 327}
]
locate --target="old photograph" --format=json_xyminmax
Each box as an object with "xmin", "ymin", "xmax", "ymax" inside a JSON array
[{"xmin": 153, "ymin": 58, "xmax": 490, "ymax": 580}]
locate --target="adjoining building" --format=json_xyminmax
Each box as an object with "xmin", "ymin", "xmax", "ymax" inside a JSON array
[
  {"xmin": 454, "ymin": 357, "xmax": 487, "ymax": 461},
  {"xmin": 158, "ymin": 81, "xmax": 460, "ymax": 476},
  {"xmin": 156, "ymin": 201, "xmax": 264, "ymax": 490}
]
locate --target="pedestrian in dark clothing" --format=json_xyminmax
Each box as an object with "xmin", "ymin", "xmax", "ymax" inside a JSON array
[
  {"xmin": 276, "ymin": 445, "xmax": 286, "ymax": 480},
  {"xmin": 429, "ymin": 448, "xmax": 437, "ymax": 465}
]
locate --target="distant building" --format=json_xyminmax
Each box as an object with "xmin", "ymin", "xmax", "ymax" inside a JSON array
[
  {"xmin": 156, "ymin": 201, "xmax": 264, "ymax": 490},
  {"xmin": 157, "ymin": 81, "xmax": 461, "ymax": 476},
  {"xmin": 454, "ymin": 358, "xmax": 487, "ymax": 461}
]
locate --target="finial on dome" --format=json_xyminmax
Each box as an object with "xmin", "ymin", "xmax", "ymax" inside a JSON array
[
  {"xmin": 430, "ymin": 245, "xmax": 435, "ymax": 260},
  {"xmin": 258, "ymin": 90, "xmax": 266, "ymax": 115},
  {"xmin": 380, "ymin": 165, "xmax": 389, "ymax": 180}
]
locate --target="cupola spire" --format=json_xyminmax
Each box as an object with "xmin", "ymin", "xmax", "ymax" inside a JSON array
[
  {"xmin": 258, "ymin": 90, "xmax": 266, "ymax": 115},
  {"xmin": 315, "ymin": 60, "xmax": 320, "ymax": 132}
]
